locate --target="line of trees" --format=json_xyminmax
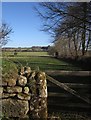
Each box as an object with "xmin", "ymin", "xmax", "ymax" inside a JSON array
[{"xmin": 37, "ymin": 2, "xmax": 91, "ymax": 58}]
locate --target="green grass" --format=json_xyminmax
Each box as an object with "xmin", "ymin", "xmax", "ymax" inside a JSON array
[
  {"xmin": 2, "ymin": 51, "xmax": 83, "ymax": 73},
  {"xmin": 2, "ymin": 58, "xmax": 18, "ymax": 79},
  {"xmin": 2, "ymin": 56, "xmax": 82, "ymax": 71},
  {"xmin": 2, "ymin": 51, "xmax": 49, "ymax": 57}
]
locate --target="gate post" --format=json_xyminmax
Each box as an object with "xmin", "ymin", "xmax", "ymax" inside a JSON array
[{"xmin": 35, "ymin": 71, "xmax": 48, "ymax": 119}]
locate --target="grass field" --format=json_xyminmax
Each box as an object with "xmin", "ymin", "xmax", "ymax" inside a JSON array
[
  {"xmin": 2, "ymin": 51, "xmax": 83, "ymax": 71},
  {"xmin": 2, "ymin": 51, "xmax": 49, "ymax": 57}
]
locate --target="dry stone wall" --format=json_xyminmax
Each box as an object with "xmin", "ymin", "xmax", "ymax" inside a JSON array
[{"xmin": 0, "ymin": 66, "xmax": 47, "ymax": 119}]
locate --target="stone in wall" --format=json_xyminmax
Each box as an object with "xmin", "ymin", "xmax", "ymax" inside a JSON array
[
  {"xmin": 24, "ymin": 67, "xmax": 31, "ymax": 78},
  {"xmin": 1, "ymin": 77, "xmax": 17, "ymax": 87},
  {"xmin": 17, "ymin": 93, "xmax": 31, "ymax": 100},
  {"xmin": 1, "ymin": 66, "xmax": 48, "ymax": 119},
  {"xmin": 1, "ymin": 93, "xmax": 16, "ymax": 99},
  {"xmin": 38, "ymin": 98, "xmax": 48, "ymax": 118},
  {"xmin": 23, "ymin": 87, "xmax": 29, "ymax": 94},
  {"xmin": 7, "ymin": 78, "xmax": 16, "ymax": 87},
  {"xmin": 28, "ymin": 74, "xmax": 36, "ymax": 95},
  {"xmin": 1, "ymin": 76, "xmax": 9, "ymax": 86},
  {"xmin": 4, "ymin": 86, "xmax": 22, "ymax": 93},
  {"xmin": 2, "ymin": 99, "xmax": 29, "ymax": 117},
  {"xmin": 17, "ymin": 75, "xmax": 27, "ymax": 86},
  {"xmin": 28, "ymin": 72, "xmax": 36, "ymax": 83},
  {"xmin": 0, "ymin": 87, "xmax": 3, "ymax": 98},
  {"xmin": 19, "ymin": 66, "xmax": 24, "ymax": 75},
  {"xmin": 35, "ymin": 71, "xmax": 47, "ymax": 97},
  {"xmin": 29, "ymin": 97, "xmax": 47, "ymax": 119},
  {"xmin": 19, "ymin": 66, "xmax": 31, "ymax": 77},
  {"xmin": 2, "ymin": 70, "xmax": 18, "ymax": 86},
  {"xmin": 1, "ymin": 80, "xmax": 7, "ymax": 86},
  {"xmin": 0, "ymin": 87, "xmax": 3, "ymax": 94}
]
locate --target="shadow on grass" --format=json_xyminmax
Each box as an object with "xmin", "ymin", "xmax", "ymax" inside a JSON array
[{"xmin": 57, "ymin": 57, "xmax": 91, "ymax": 71}]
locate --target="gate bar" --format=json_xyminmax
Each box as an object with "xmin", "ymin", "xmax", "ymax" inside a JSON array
[{"xmin": 46, "ymin": 74, "xmax": 91, "ymax": 105}]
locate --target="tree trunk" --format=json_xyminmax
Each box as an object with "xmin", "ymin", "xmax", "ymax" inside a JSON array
[{"xmin": 82, "ymin": 3, "xmax": 87, "ymax": 56}]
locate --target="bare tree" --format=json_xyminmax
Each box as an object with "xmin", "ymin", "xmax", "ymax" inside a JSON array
[
  {"xmin": 0, "ymin": 23, "xmax": 12, "ymax": 47},
  {"xmin": 36, "ymin": 2, "xmax": 91, "ymax": 58}
]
